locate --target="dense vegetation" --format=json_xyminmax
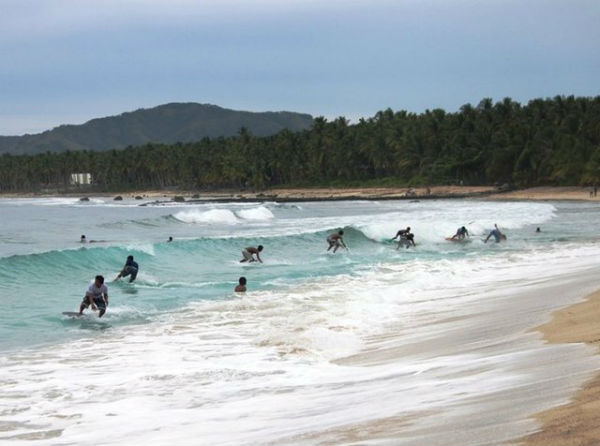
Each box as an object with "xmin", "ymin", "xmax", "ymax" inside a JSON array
[
  {"xmin": 0, "ymin": 103, "xmax": 313, "ymax": 155},
  {"xmin": 1, "ymin": 96, "xmax": 599, "ymax": 192}
]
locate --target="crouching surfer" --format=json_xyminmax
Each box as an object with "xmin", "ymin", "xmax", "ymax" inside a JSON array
[
  {"xmin": 79, "ymin": 275, "xmax": 109, "ymax": 318},
  {"xmin": 327, "ymin": 230, "xmax": 347, "ymax": 253},
  {"xmin": 115, "ymin": 255, "xmax": 139, "ymax": 282}
]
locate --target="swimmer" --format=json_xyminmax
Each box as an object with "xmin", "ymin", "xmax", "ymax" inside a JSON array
[{"xmin": 235, "ymin": 277, "xmax": 247, "ymax": 292}]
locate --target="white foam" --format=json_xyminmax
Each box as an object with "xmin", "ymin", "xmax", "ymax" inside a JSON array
[
  {"xmin": 236, "ymin": 206, "xmax": 275, "ymax": 221},
  {"xmin": 357, "ymin": 200, "xmax": 556, "ymax": 242},
  {"xmin": 173, "ymin": 208, "xmax": 239, "ymax": 224}
]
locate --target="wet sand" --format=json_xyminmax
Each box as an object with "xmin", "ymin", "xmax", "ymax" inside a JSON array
[
  {"xmin": 520, "ymin": 290, "xmax": 600, "ymax": 446},
  {"xmin": 3, "ymin": 186, "xmax": 600, "ymax": 203}
]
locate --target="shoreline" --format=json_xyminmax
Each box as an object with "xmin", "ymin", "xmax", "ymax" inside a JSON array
[
  {"xmin": 520, "ymin": 290, "xmax": 600, "ymax": 445},
  {"xmin": 1, "ymin": 186, "xmax": 600, "ymax": 203}
]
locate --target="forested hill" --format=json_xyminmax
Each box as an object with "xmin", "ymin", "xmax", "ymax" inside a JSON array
[
  {"xmin": 1, "ymin": 96, "xmax": 600, "ymax": 192},
  {"xmin": 0, "ymin": 103, "xmax": 314, "ymax": 155}
]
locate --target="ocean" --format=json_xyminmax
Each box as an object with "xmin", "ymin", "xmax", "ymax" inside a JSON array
[{"xmin": 1, "ymin": 197, "xmax": 599, "ymax": 445}]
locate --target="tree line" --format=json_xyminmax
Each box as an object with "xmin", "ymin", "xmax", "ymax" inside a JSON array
[{"xmin": 1, "ymin": 95, "xmax": 599, "ymax": 192}]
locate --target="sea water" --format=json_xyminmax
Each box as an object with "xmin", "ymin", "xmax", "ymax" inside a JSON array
[{"xmin": 1, "ymin": 197, "xmax": 599, "ymax": 445}]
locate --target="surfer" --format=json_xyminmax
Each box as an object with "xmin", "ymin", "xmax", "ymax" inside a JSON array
[
  {"xmin": 79, "ymin": 275, "xmax": 109, "ymax": 317},
  {"xmin": 240, "ymin": 245, "xmax": 263, "ymax": 263},
  {"xmin": 536, "ymin": 227, "xmax": 541, "ymax": 233},
  {"xmin": 451, "ymin": 226, "xmax": 469, "ymax": 240},
  {"xmin": 167, "ymin": 236, "xmax": 173, "ymax": 242},
  {"xmin": 327, "ymin": 230, "xmax": 347, "ymax": 253},
  {"xmin": 79, "ymin": 234, "xmax": 103, "ymax": 243},
  {"xmin": 115, "ymin": 255, "xmax": 139, "ymax": 282},
  {"xmin": 485, "ymin": 224, "xmax": 507, "ymax": 243},
  {"xmin": 235, "ymin": 277, "xmax": 247, "ymax": 292},
  {"xmin": 397, "ymin": 232, "xmax": 416, "ymax": 249},
  {"xmin": 391, "ymin": 227, "xmax": 414, "ymax": 249},
  {"xmin": 391, "ymin": 227, "xmax": 410, "ymax": 241}
]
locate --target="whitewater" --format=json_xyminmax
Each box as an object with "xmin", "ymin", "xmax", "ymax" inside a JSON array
[{"xmin": 1, "ymin": 197, "xmax": 599, "ymax": 445}]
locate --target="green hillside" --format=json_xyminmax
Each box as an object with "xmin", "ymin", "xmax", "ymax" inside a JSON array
[{"xmin": 0, "ymin": 103, "xmax": 314, "ymax": 155}]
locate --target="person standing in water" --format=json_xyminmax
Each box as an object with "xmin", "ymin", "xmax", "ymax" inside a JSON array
[
  {"xmin": 235, "ymin": 277, "xmax": 247, "ymax": 292},
  {"xmin": 485, "ymin": 224, "xmax": 507, "ymax": 243},
  {"xmin": 79, "ymin": 275, "xmax": 109, "ymax": 317},
  {"xmin": 327, "ymin": 230, "xmax": 347, "ymax": 253},
  {"xmin": 240, "ymin": 245, "xmax": 263, "ymax": 263},
  {"xmin": 115, "ymin": 255, "xmax": 139, "ymax": 282}
]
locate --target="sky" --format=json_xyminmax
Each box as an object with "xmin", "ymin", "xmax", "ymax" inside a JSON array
[{"xmin": 1, "ymin": 0, "xmax": 599, "ymax": 135}]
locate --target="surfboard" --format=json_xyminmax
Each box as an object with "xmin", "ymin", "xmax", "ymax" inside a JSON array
[
  {"xmin": 62, "ymin": 311, "xmax": 86, "ymax": 317},
  {"xmin": 445, "ymin": 237, "xmax": 470, "ymax": 243}
]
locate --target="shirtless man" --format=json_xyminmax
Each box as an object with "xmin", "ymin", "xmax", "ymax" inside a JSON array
[
  {"xmin": 235, "ymin": 277, "xmax": 247, "ymax": 292},
  {"xmin": 240, "ymin": 245, "xmax": 263, "ymax": 263},
  {"xmin": 327, "ymin": 230, "xmax": 347, "ymax": 253},
  {"xmin": 451, "ymin": 226, "xmax": 469, "ymax": 240}
]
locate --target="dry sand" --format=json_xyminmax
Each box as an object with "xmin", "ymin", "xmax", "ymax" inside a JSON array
[{"xmin": 520, "ymin": 290, "xmax": 600, "ymax": 446}]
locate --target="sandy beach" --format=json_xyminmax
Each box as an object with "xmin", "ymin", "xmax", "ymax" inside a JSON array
[
  {"xmin": 520, "ymin": 290, "xmax": 600, "ymax": 446},
  {"xmin": 3, "ymin": 185, "xmax": 600, "ymax": 203}
]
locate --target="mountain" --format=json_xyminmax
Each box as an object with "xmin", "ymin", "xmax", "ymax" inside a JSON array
[{"xmin": 0, "ymin": 103, "xmax": 314, "ymax": 155}]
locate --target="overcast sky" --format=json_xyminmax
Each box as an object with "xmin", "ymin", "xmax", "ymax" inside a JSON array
[{"xmin": 1, "ymin": 0, "xmax": 599, "ymax": 135}]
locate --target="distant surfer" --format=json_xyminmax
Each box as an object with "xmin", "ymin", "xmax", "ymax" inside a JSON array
[
  {"xmin": 391, "ymin": 227, "xmax": 415, "ymax": 249},
  {"xmin": 536, "ymin": 227, "xmax": 541, "ymax": 233},
  {"xmin": 451, "ymin": 226, "xmax": 469, "ymax": 240},
  {"xmin": 79, "ymin": 275, "xmax": 109, "ymax": 317},
  {"xmin": 235, "ymin": 277, "xmax": 247, "ymax": 292},
  {"xmin": 167, "ymin": 236, "xmax": 173, "ymax": 242},
  {"xmin": 484, "ymin": 224, "xmax": 507, "ymax": 243},
  {"xmin": 80, "ymin": 234, "xmax": 103, "ymax": 243},
  {"xmin": 327, "ymin": 230, "xmax": 347, "ymax": 253},
  {"xmin": 115, "ymin": 255, "xmax": 139, "ymax": 282},
  {"xmin": 240, "ymin": 245, "xmax": 263, "ymax": 263}
]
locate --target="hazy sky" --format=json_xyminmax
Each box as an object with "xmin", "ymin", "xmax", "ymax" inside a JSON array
[{"xmin": 1, "ymin": 0, "xmax": 599, "ymax": 135}]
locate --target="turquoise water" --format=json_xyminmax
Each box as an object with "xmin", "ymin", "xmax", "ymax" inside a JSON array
[
  {"xmin": 2, "ymin": 197, "xmax": 600, "ymax": 445},
  {"xmin": 0, "ymin": 198, "xmax": 596, "ymax": 352}
]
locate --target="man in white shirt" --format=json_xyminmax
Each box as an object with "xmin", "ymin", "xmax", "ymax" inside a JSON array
[{"xmin": 79, "ymin": 275, "xmax": 109, "ymax": 317}]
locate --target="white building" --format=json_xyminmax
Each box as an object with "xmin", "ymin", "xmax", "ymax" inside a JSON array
[{"xmin": 70, "ymin": 173, "xmax": 92, "ymax": 186}]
